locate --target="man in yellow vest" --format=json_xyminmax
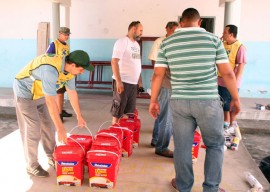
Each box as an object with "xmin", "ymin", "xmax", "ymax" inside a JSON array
[
  {"xmin": 218, "ymin": 24, "xmax": 247, "ymax": 131},
  {"xmin": 13, "ymin": 50, "xmax": 94, "ymax": 178},
  {"xmin": 47, "ymin": 27, "xmax": 72, "ymax": 121}
]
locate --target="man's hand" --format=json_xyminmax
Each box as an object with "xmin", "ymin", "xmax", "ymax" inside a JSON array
[
  {"xmin": 116, "ymin": 81, "xmax": 124, "ymax": 94},
  {"xmin": 57, "ymin": 128, "xmax": 67, "ymax": 144},
  {"xmin": 230, "ymin": 98, "xmax": 241, "ymax": 120},
  {"xmin": 149, "ymin": 102, "xmax": 160, "ymax": 119},
  {"xmin": 77, "ymin": 116, "xmax": 87, "ymax": 127}
]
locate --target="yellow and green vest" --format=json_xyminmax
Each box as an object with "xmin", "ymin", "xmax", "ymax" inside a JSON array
[
  {"xmin": 15, "ymin": 54, "xmax": 74, "ymax": 100},
  {"xmin": 54, "ymin": 39, "xmax": 69, "ymax": 56},
  {"xmin": 218, "ymin": 40, "xmax": 242, "ymax": 77}
]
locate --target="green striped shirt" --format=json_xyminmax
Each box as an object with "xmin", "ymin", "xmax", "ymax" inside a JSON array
[{"xmin": 156, "ymin": 27, "xmax": 228, "ymax": 99}]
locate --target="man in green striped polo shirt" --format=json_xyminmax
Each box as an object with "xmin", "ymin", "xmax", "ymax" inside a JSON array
[{"xmin": 149, "ymin": 8, "xmax": 240, "ymax": 192}]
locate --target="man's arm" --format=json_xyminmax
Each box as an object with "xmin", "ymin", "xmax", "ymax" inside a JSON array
[
  {"xmin": 149, "ymin": 67, "xmax": 166, "ymax": 118},
  {"xmin": 45, "ymin": 95, "xmax": 67, "ymax": 143},
  {"xmin": 217, "ymin": 63, "xmax": 241, "ymax": 115},
  {"xmin": 111, "ymin": 58, "xmax": 124, "ymax": 94},
  {"xmin": 66, "ymin": 88, "xmax": 86, "ymax": 127}
]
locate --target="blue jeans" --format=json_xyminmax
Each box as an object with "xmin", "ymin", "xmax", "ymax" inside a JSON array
[
  {"xmin": 151, "ymin": 87, "xmax": 172, "ymax": 152},
  {"xmin": 170, "ymin": 99, "xmax": 224, "ymax": 192}
]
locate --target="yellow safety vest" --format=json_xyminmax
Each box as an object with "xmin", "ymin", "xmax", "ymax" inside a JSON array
[
  {"xmin": 15, "ymin": 54, "xmax": 74, "ymax": 100},
  {"xmin": 218, "ymin": 40, "xmax": 242, "ymax": 77},
  {"xmin": 54, "ymin": 39, "xmax": 69, "ymax": 56}
]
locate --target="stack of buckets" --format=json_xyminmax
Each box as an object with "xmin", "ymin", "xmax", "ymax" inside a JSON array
[{"xmin": 53, "ymin": 109, "xmax": 141, "ymax": 188}]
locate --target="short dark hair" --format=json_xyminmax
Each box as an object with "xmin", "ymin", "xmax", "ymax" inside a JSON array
[
  {"xmin": 226, "ymin": 24, "xmax": 238, "ymax": 38},
  {"xmin": 166, "ymin": 21, "xmax": 178, "ymax": 29},
  {"xmin": 181, "ymin": 8, "xmax": 200, "ymax": 22},
  {"xmin": 128, "ymin": 21, "xmax": 141, "ymax": 30}
]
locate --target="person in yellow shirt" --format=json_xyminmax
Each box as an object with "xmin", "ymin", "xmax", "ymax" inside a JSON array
[
  {"xmin": 218, "ymin": 24, "xmax": 247, "ymax": 131},
  {"xmin": 13, "ymin": 50, "xmax": 93, "ymax": 178},
  {"xmin": 46, "ymin": 27, "xmax": 72, "ymax": 121}
]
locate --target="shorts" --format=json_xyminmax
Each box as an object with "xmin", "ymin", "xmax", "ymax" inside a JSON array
[
  {"xmin": 218, "ymin": 86, "xmax": 239, "ymax": 112},
  {"xmin": 57, "ymin": 86, "xmax": 66, "ymax": 94},
  {"xmin": 110, "ymin": 79, "xmax": 137, "ymax": 118}
]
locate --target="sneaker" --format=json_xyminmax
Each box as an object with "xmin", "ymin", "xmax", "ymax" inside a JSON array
[
  {"xmin": 224, "ymin": 122, "xmax": 230, "ymax": 129},
  {"xmin": 61, "ymin": 110, "xmax": 72, "ymax": 117},
  {"xmin": 27, "ymin": 165, "xmax": 49, "ymax": 177},
  {"xmin": 48, "ymin": 158, "xmax": 55, "ymax": 169},
  {"xmin": 224, "ymin": 126, "xmax": 235, "ymax": 136},
  {"xmin": 155, "ymin": 149, "xmax": 174, "ymax": 158}
]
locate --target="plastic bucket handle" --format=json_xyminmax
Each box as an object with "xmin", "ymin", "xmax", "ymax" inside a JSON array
[
  {"xmin": 97, "ymin": 120, "xmax": 113, "ymax": 133},
  {"xmin": 69, "ymin": 125, "xmax": 93, "ymax": 137}
]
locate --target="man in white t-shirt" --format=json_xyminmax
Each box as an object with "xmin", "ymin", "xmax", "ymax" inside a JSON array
[{"xmin": 110, "ymin": 21, "xmax": 143, "ymax": 124}]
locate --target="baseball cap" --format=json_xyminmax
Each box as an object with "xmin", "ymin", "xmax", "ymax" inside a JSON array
[
  {"xmin": 68, "ymin": 50, "xmax": 94, "ymax": 71},
  {"xmin": 59, "ymin": 27, "xmax": 71, "ymax": 35}
]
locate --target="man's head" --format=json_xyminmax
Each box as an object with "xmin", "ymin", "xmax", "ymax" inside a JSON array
[
  {"xmin": 128, "ymin": 21, "xmax": 143, "ymax": 41},
  {"xmin": 222, "ymin": 24, "xmax": 238, "ymax": 42},
  {"xmin": 59, "ymin": 27, "xmax": 71, "ymax": 42},
  {"xmin": 165, "ymin": 21, "xmax": 179, "ymax": 37},
  {"xmin": 180, "ymin": 8, "xmax": 202, "ymax": 27},
  {"xmin": 65, "ymin": 50, "xmax": 94, "ymax": 75}
]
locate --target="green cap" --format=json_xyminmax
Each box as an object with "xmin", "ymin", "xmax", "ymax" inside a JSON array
[
  {"xmin": 59, "ymin": 27, "xmax": 71, "ymax": 35},
  {"xmin": 68, "ymin": 50, "xmax": 94, "ymax": 71}
]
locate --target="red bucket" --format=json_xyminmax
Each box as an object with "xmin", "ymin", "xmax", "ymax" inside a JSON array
[
  {"xmin": 192, "ymin": 131, "xmax": 201, "ymax": 162},
  {"xmin": 91, "ymin": 133, "xmax": 122, "ymax": 156},
  {"xmin": 97, "ymin": 129, "xmax": 123, "ymax": 148},
  {"xmin": 110, "ymin": 125, "xmax": 133, "ymax": 157},
  {"xmin": 53, "ymin": 145, "xmax": 85, "ymax": 186},
  {"xmin": 67, "ymin": 135, "xmax": 93, "ymax": 166},
  {"xmin": 119, "ymin": 118, "xmax": 140, "ymax": 148},
  {"xmin": 66, "ymin": 126, "xmax": 93, "ymax": 166},
  {"xmin": 87, "ymin": 150, "xmax": 120, "ymax": 189}
]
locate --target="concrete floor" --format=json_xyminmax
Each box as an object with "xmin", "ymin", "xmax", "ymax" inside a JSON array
[{"xmin": 0, "ymin": 88, "xmax": 269, "ymax": 192}]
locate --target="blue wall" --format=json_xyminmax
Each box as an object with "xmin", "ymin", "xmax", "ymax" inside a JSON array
[
  {"xmin": 240, "ymin": 42, "xmax": 270, "ymax": 98},
  {"xmin": 0, "ymin": 39, "xmax": 36, "ymax": 87},
  {"xmin": 1, "ymin": 38, "xmax": 270, "ymax": 98}
]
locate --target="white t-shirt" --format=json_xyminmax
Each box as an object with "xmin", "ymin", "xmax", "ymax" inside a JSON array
[{"xmin": 112, "ymin": 36, "xmax": 141, "ymax": 84}]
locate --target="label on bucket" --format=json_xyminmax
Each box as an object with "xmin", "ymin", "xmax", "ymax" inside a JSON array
[
  {"xmin": 90, "ymin": 162, "xmax": 112, "ymax": 168},
  {"xmin": 58, "ymin": 161, "xmax": 78, "ymax": 166}
]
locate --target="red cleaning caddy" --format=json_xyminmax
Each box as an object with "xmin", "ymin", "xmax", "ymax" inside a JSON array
[
  {"xmin": 119, "ymin": 109, "xmax": 141, "ymax": 148},
  {"xmin": 53, "ymin": 144, "xmax": 85, "ymax": 186}
]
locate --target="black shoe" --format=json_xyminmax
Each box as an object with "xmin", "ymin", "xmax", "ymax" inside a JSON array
[
  {"xmin": 27, "ymin": 165, "xmax": 49, "ymax": 177},
  {"xmin": 150, "ymin": 142, "xmax": 156, "ymax": 147},
  {"xmin": 138, "ymin": 87, "xmax": 145, "ymax": 93},
  {"xmin": 61, "ymin": 110, "xmax": 72, "ymax": 117},
  {"xmin": 48, "ymin": 158, "xmax": 55, "ymax": 169},
  {"xmin": 155, "ymin": 149, "xmax": 174, "ymax": 158}
]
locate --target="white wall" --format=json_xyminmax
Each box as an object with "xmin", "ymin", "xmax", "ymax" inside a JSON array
[
  {"xmin": 240, "ymin": 0, "xmax": 270, "ymax": 41},
  {"xmin": 70, "ymin": 0, "xmax": 225, "ymax": 38},
  {"xmin": 0, "ymin": 0, "xmax": 51, "ymax": 38},
  {"xmin": 1, "ymin": 0, "xmax": 270, "ymax": 41}
]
